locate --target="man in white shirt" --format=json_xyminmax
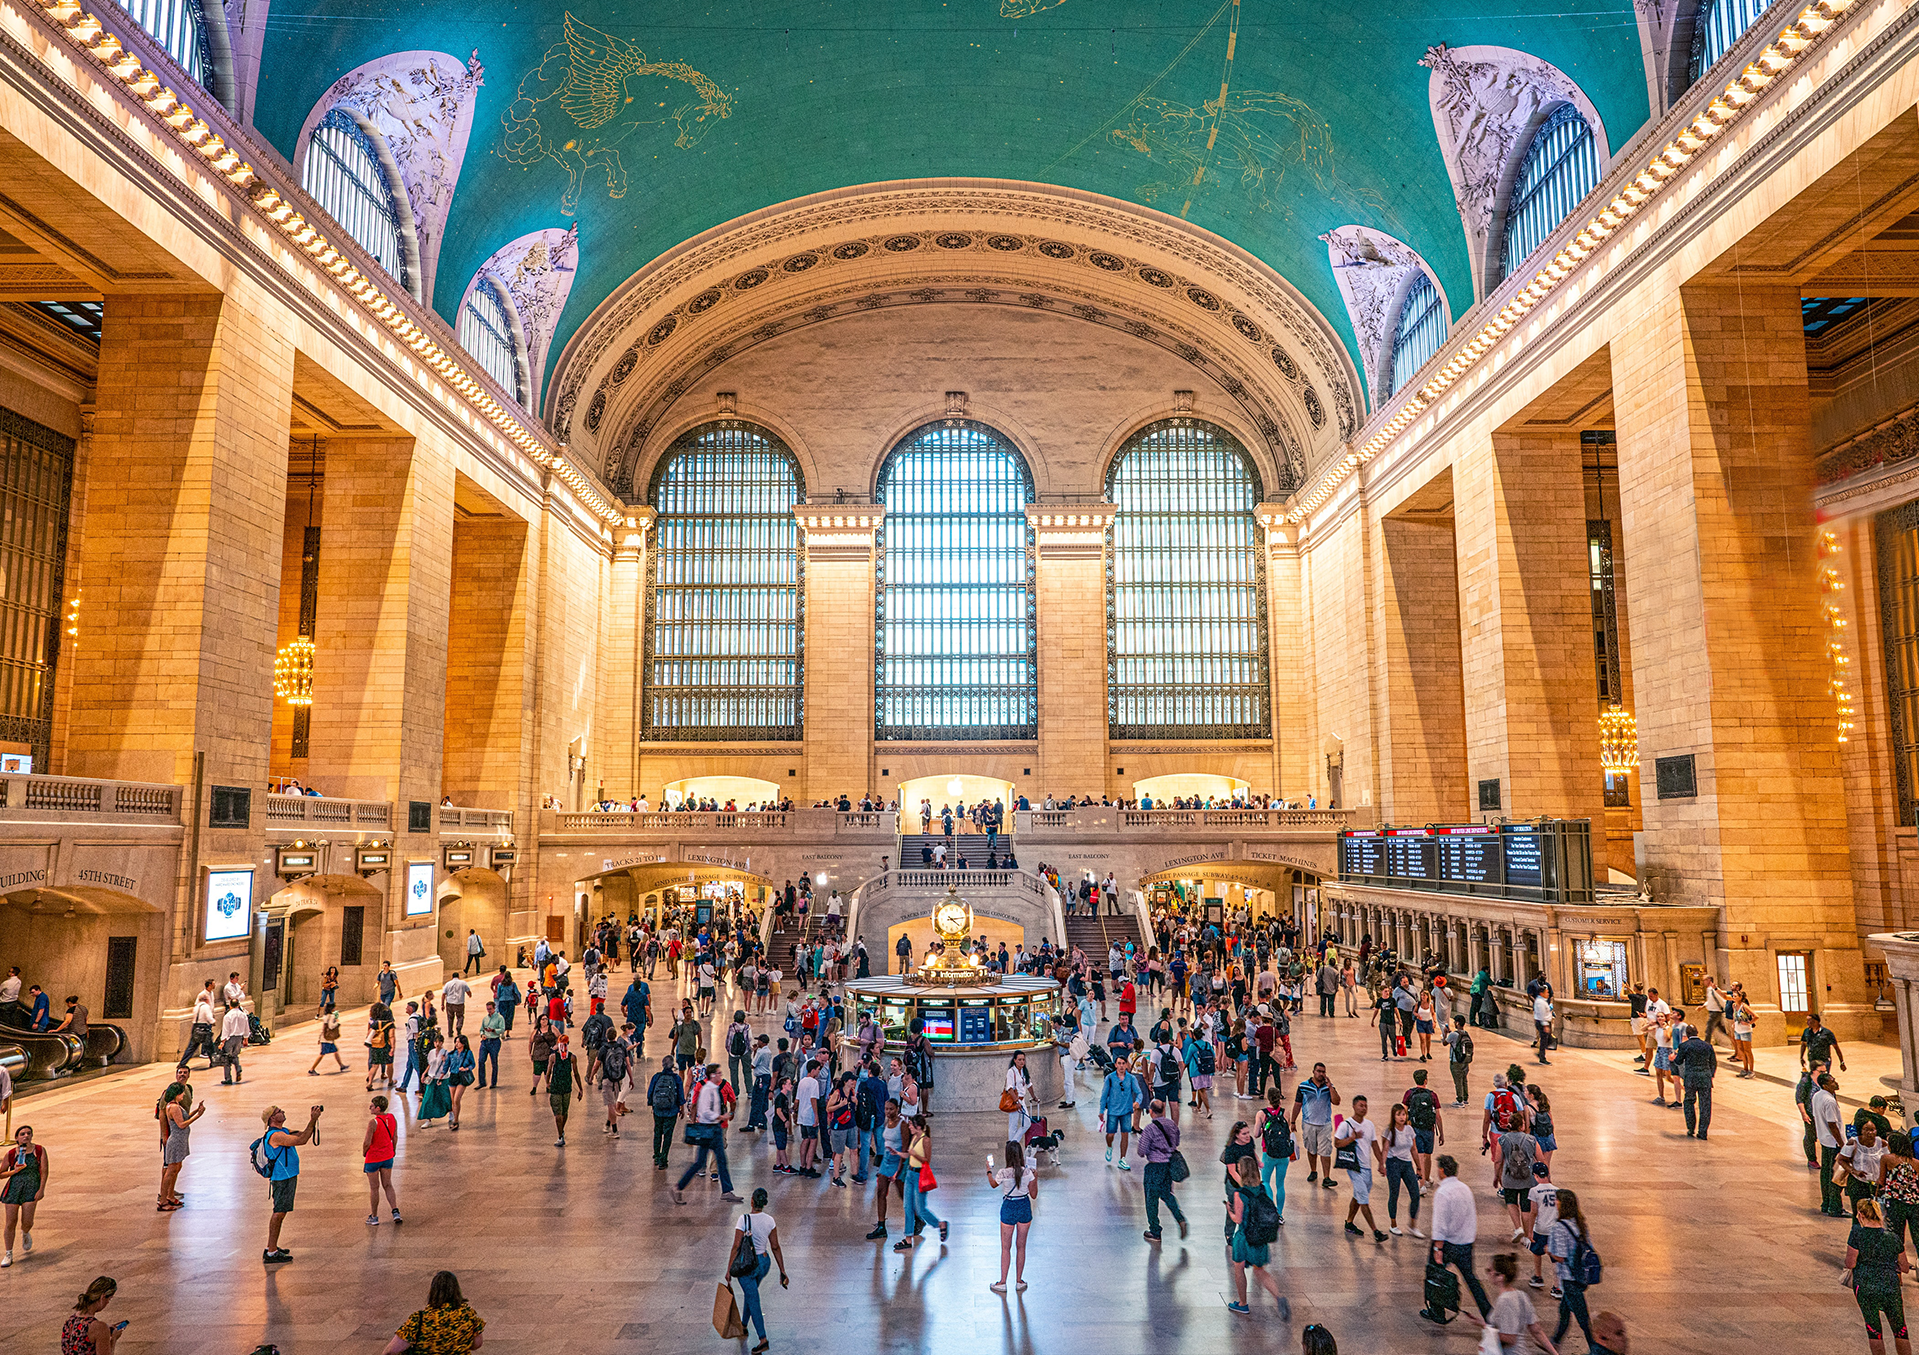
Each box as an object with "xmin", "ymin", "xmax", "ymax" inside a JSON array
[
  {"xmin": 796, "ymin": 1060, "xmax": 823, "ymax": 1176},
  {"xmin": 442, "ymin": 975, "xmax": 471, "ymax": 1036},
  {"xmin": 1702, "ymin": 979, "xmax": 1728, "ymax": 1047},
  {"xmin": 672, "ymin": 1064, "xmax": 743, "ymax": 1204},
  {"xmin": 219, "ymin": 1000, "xmax": 251, "ymax": 1084},
  {"xmin": 1337, "ymin": 1096, "xmax": 1387, "ymax": 1241},
  {"xmin": 222, "ymin": 971, "xmax": 247, "ymax": 1007},
  {"xmin": 189, "ymin": 986, "xmax": 219, "ymax": 1066},
  {"xmin": 0, "ymin": 966, "xmax": 20, "ymax": 1004},
  {"xmin": 1531, "ymin": 992, "xmax": 1554, "ymax": 1065},
  {"xmin": 463, "ymin": 929, "xmax": 486, "ymax": 976},
  {"xmin": 1813, "ymin": 1071, "xmax": 1847, "ymax": 1216},
  {"xmin": 1428, "ymin": 1154, "xmax": 1493, "ymax": 1321}
]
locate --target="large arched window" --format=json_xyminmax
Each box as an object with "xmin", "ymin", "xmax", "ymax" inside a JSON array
[
  {"xmin": 1499, "ymin": 105, "xmax": 1600, "ymax": 282},
  {"xmin": 1690, "ymin": 0, "xmax": 1772, "ymax": 82},
  {"xmin": 1389, "ymin": 272, "xmax": 1448, "ymax": 397},
  {"xmin": 303, "ymin": 109, "xmax": 412, "ymax": 297},
  {"xmin": 645, "ymin": 423, "xmax": 805, "ymax": 740},
  {"xmin": 1106, "ymin": 419, "xmax": 1269, "ymax": 739},
  {"xmin": 458, "ymin": 276, "xmax": 527, "ymax": 406},
  {"xmin": 115, "ymin": 0, "xmax": 209, "ymax": 88},
  {"xmin": 875, "ymin": 422, "xmax": 1036, "ymax": 740}
]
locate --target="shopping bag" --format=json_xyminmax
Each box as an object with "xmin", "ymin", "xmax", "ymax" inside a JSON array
[{"xmin": 713, "ymin": 1281, "xmax": 746, "ymax": 1339}]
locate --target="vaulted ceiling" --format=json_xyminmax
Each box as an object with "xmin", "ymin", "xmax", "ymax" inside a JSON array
[{"xmin": 250, "ymin": 0, "xmax": 1652, "ymax": 429}]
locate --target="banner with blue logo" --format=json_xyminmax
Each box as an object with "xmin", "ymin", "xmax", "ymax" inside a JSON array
[
  {"xmin": 405, "ymin": 861, "xmax": 435, "ymax": 917},
  {"xmin": 204, "ymin": 867, "xmax": 254, "ymax": 942}
]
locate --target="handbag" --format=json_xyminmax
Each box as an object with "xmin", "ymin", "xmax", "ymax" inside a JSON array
[
  {"xmin": 729, "ymin": 1216, "xmax": 760, "ymax": 1278},
  {"xmin": 1168, "ymin": 1148, "xmax": 1190, "ymax": 1183},
  {"xmin": 712, "ymin": 1281, "xmax": 746, "ymax": 1339},
  {"xmin": 918, "ymin": 1162, "xmax": 937, "ymax": 1192},
  {"xmin": 1333, "ymin": 1138, "xmax": 1362, "ymax": 1172},
  {"xmin": 999, "ymin": 1089, "xmax": 1020, "ymax": 1113}
]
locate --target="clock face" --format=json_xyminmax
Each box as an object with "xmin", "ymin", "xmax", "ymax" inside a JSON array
[{"xmin": 935, "ymin": 901, "xmax": 967, "ymax": 936}]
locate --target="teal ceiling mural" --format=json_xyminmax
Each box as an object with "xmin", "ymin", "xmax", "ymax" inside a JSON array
[{"xmin": 251, "ymin": 0, "xmax": 1650, "ymax": 399}]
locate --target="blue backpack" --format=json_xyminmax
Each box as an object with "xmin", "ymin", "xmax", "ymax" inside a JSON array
[{"xmin": 1571, "ymin": 1230, "xmax": 1603, "ymax": 1286}]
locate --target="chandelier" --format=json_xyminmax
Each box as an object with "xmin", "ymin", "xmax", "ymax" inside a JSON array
[
  {"xmin": 274, "ymin": 636, "xmax": 315, "ymax": 706},
  {"xmin": 1598, "ymin": 704, "xmax": 1638, "ymax": 774}
]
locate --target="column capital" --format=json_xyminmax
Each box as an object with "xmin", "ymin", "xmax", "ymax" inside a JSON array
[
  {"xmin": 1255, "ymin": 502, "xmax": 1299, "ymax": 550},
  {"xmin": 1026, "ymin": 502, "xmax": 1115, "ymax": 559},
  {"xmin": 794, "ymin": 503, "xmax": 884, "ymax": 562},
  {"xmin": 614, "ymin": 507, "xmax": 656, "ymax": 562}
]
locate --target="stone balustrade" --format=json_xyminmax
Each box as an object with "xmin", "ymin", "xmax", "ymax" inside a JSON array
[
  {"xmin": 440, "ymin": 805, "xmax": 513, "ymax": 832},
  {"xmin": 265, "ymin": 793, "xmax": 392, "ymax": 829},
  {"xmin": 0, "ymin": 774, "xmax": 182, "ymax": 822}
]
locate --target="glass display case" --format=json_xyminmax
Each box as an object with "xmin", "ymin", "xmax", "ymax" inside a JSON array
[{"xmin": 848, "ymin": 975, "xmax": 1060, "ymax": 1051}]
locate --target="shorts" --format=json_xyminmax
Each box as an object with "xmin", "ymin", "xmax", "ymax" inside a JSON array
[
  {"xmin": 1537, "ymin": 1134, "xmax": 1558, "ymax": 1152},
  {"xmin": 773, "ymin": 1126, "xmax": 789, "ymax": 1151},
  {"xmin": 270, "ymin": 1177, "xmax": 297, "ymax": 1213},
  {"xmin": 1416, "ymin": 1019, "xmax": 1434, "ymax": 1034},
  {"xmin": 1000, "ymin": 1194, "xmax": 1034, "ymax": 1225},
  {"xmin": 800, "ymin": 1123, "xmax": 819, "ymax": 1141},
  {"xmin": 1529, "ymin": 1232, "xmax": 1550, "ymax": 1256},
  {"xmin": 1105, "ymin": 1114, "xmax": 1132, "ymax": 1134},
  {"xmin": 830, "ymin": 1128, "xmax": 852, "ymax": 1154},
  {"xmin": 550, "ymin": 1093, "xmax": 572, "ymax": 1116},
  {"xmin": 319, "ymin": 1042, "xmax": 338, "ymax": 1054},
  {"xmin": 1413, "ymin": 1129, "xmax": 1435, "ymax": 1154},
  {"xmin": 1301, "ymin": 1121, "xmax": 1334, "ymax": 1158},
  {"xmin": 532, "ymin": 1059, "xmax": 549, "ymax": 1075},
  {"xmin": 1502, "ymin": 1187, "xmax": 1529, "ymax": 1207},
  {"xmin": 1630, "ymin": 1016, "xmax": 1647, "ymax": 1035},
  {"xmin": 602, "ymin": 1082, "xmax": 624, "ymax": 1110},
  {"xmin": 364, "ymin": 1158, "xmax": 394, "ymax": 1174},
  {"xmin": 1347, "ymin": 1167, "xmax": 1372, "ymax": 1205},
  {"xmin": 1653, "ymin": 1048, "xmax": 1672, "ymax": 1072}
]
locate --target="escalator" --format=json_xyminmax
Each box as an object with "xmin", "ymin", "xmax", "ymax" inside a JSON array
[{"xmin": 0, "ymin": 1001, "xmax": 123, "ymax": 1077}]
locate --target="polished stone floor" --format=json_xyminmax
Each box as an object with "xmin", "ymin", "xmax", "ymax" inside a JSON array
[{"xmin": 0, "ymin": 967, "xmax": 1880, "ymax": 1353}]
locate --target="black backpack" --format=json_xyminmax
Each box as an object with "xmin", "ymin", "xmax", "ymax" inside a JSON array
[
  {"xmin": 648, "ymin": 1071, "xmax": 682, "ymax": 1115},
  {"xmin": 1242, "ymin": 1186, "xmax": 1281, "ymax": 1245},
  {"xmin": 1195, "ymin": 1044, "xmax": 1216, "ymax": 1076},
  {"xmin": 1407, "ymin": 1088, "xmax": 1438, "ymax": 1131},
  {"xmin": 600, "ymin": 1040, "xmax": 629, "ymax": 1085},
  {"xmin": 1259, "ymin": 1110, "xmax": 1294, "ymax": 1160},
  {"xmin": 728, "ymin": 1026, "xmax": 749, "ymax": 1058}
]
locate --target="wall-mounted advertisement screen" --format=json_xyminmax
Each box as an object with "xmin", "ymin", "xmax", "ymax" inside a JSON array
[
  {"xmin": 204, "ymin": 867, "xmax": 254, "ymax": 943},
  {"xmin": 405, "ymin": 861, "xmax": 434, "ymax": 917}
]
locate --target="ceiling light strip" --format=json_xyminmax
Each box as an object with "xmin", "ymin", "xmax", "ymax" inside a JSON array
[
  {"xmin": 1284, "ymin": 0, "xmax": 1858, "ymax": 525},
  {"xmin": 32, "ymin": 0, "xmax": 623, "ymax": 525}
]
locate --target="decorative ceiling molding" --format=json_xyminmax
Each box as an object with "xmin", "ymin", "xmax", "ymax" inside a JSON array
[
  {"xmin": 546, "ymin": 181, "xmax": 1364, "ymax": 466},
  {"xmin": 218, "ymin": 0, "xmax": 266, "ymax": 124},
  {"xmin": 1421, "ymin": 44, "xmax": 1610, "ymax": 299},
  {"xmin": 1319, "ymin": 225, "xmax": 1451, "ymax": 411},
  {"xmin": 465, "ymin": 225, "xmax": 579, "ymax": 413},
  {"xmin": 294, "ymin": 48, "xmax": 486, "ymax": 305}
]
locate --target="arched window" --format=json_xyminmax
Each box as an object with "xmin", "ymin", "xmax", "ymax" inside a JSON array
[
  {"xmin": 645, "ymin": 424, "xmax": 805, "ymax": 740},
  {"xmin": 875, "ymin": 421, "xmax": 1036, "ymax": 740},
  {"xmin": 114, "ymin": 0, "xmax": 209, "ymax": 87},
  {"xmin": 1500, "ymin": 105, "xmax": 1599, "ymax": 282},
  {"xmin": 458, "ymin": 276, "xmax": 527, "ymax": 406},
  {"xmin": 1389, "ymin": 272, "xmax": 1447, "ymax": 397},
  {"xmin": 1106, "ymin": 419, "xmax": 1268, "ymax": 739},
  {"xmin": 1690, "ymin": 0, "xmax": 1772, "ymax": 82},
  {"xmin": 303, "ymin": 108, "xmax": 411, "ymax": 296}
]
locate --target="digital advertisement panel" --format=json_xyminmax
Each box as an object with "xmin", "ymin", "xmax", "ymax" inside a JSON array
[
  {"xmin": 405, "ymin": 861, "xmax": 434, "ymax": 917},
  {"xmin": 203, "ymin": 867, "xmax": 254, "ymax": 943}
]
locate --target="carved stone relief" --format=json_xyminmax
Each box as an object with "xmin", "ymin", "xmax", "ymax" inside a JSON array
[
  {"xmin": 1319, "ymin": 225, "xmax": 1449, "ymax": 410},
  {"xmin": 469, "ymin": 225, "xmax": 580, "ymax": 412}
]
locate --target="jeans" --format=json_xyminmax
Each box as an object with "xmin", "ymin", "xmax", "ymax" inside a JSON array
[
  {"xmin": 653, "ymin": 1114, "xmax": 676, "ymax": 1167},
  {"xmin": 1319, "ymin": 993, "xmax": 1335, "ymax": 1017},
  {"xmin": 478, "ymin": 1039, "xmax": 501, "ymax": 1086},
  {"xmin": 737, "ymin": 1252, "xmax": 772, "ymax": 1341},
  {"xmin": 1143, "ymin": 1161, "xmax": 1185, "ymax": 1234},
  {"xmin": 464, "ymin": 951, "xmax": 484, "ymax": 975},
  {"xmin": 1379, "ymin": 1019, "xmax": 1396, "ymax": 1059},
  {"xmin": 729, "ymin": 1053, "xmax": 750, "ymax": 1098},
  {"xmin": 1451, "ymin": 1062, "xmax": 1470, "ymax": 1103},
  {"xmin": 1439, "ymin": 1241, "xmax": 1493, "ymax": 1319},
  {"xmin": 903, "ymin": 1172, "xmax": 942, "ymax": 1234},
  {"xmin": 1386, "ymin": 1157, "xmax": 1420, "ymax": 1222},
  {"xmin": 397, "ymin": 1048, "xmax": 419, "ymax": 1092},
  {"xmin": 749, "ymin": 1075, "xmax": 770, "ymax": 1130},
  {"xmin": 221, "ymin": 1034, "xmax": 244, "ymax": 1082},
  {"xmin": 498, "ymin": 1001, "xmax": 517, "ymax": 1033},
  {"xmin": 1260, "ymin": 1152, "xmax": 1289, "ymax": 1219},
  {"xmin": 1553, "ymin": 1280, "xmax": 1593, "ymax": 1344},
  {"xmin": 1821, "ymin": 1143, "xmax": 1844, "ymax": 1212},
  {"xmin": 677, "ymin": 1131, "xmax": 733, "ymax": 1192},
  {"xmin": 1683, "ymin": 1083, "xmax": 1713, "ymax": 1137}
]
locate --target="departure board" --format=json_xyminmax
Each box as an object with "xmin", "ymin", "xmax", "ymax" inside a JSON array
[{"xmin": 1338, "ymin": 819, "xmax": 1591, "ymax": 904}]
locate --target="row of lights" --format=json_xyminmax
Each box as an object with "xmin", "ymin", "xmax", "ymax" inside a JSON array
[
  {"xmin": 1820, "ymin": 529, "xmax": 1857, "ymax": 743},
  {"xmin": 36, "ymin": 0, "xmax": 624, "ymax": 527},
  {"xmin": 1285, "ymin": 0, "xmax": 1861, "ymax": 524}
]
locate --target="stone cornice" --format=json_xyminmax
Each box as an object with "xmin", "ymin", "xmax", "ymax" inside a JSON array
[
  {"xmin": 794, "ymin": 504, "xmax": 883, "ymax": 561},
  {"xmin": 1028, "ymin": 502, "xmax": 1113, "ymax": 559}
]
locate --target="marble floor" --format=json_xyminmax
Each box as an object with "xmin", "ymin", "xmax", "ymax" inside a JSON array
[{"xmin": 0, "ymin": 969, "xmax": 1883, "ymax": 1354}]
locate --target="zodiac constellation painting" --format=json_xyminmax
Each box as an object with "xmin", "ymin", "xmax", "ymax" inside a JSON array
[
  {"xmin": 499, "ymin": 12, "xmax": 733, "ymax": 215},
  {"xmin": 1000, "ymin": 0, "xmax": 1067, "ymax": 15}
]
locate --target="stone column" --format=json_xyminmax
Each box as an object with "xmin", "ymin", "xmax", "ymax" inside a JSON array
[
  {"xmin": 1261, "ymin": 509, "xmax": 1312, "ymax": 798},
  {"xmin": 797, "ymin": 507, "xmax": 882, "ymax": 799},
  {"xmin": 1029, "ymin": 505, "xmax": 1116, "ymax": 793},
  {"xmin": 1378, "ymin": 510, "xmax": 1468, "ymax": 822},
  {"xmin": 597, "ymin": 510, "xmax": 652, "ymax": 801},
  {"xmin": 1454, "ymin": 427, "xmax": 1606, "ymax": 874},
  {"xmin": 1613, "ymin": 281, "xmax": 1871, "ymax": 1040},
  {"xmin": 445, "ymin": 512, "xmax": 535, "ymax": 807}
]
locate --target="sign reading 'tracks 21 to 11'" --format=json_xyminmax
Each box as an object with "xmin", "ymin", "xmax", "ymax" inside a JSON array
[
  {"xmin": 405, "ymin": 861, "xmax": 435, "ymax": 917},
  {"xmin": 1336, "ymin": 820, "xmax": 1594, "ymax": 906}
]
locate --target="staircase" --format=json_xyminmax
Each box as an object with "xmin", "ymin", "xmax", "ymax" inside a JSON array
[
  {"xmin": 1063, "ymin": 910, "xmax": 1145, "ymax": 960},
  {"xmin": 896, "ymin": 831, "xmax": 1011, "ymax": 870}
]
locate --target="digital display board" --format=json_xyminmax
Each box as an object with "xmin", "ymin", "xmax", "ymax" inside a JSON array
[
  {"xmin": 1337, "ymin": 820, "xmax": 1590, "ymax": 904},
  {"xmin": 204, "ymin": 867, "xmax": 254, "ymax": 942},
  {"xmin": 920, "ymin": 1008, "xmax": 956, "ymax": 1041},
  {"xmin": 405, "ymin": 861, "xmax": 435, "ymax": 917}
]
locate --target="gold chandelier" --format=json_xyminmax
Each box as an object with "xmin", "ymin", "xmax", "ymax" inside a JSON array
[
  {"xmin": 274, "ymin": 636, "xmax": 315, "ymax": 706},
  {"xmin": 1599, "ymin": 704, "xmax": 1638, "ymax": 774}
]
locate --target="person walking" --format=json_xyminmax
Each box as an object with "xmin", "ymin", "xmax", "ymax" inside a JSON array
[
  {"xmin": 990, "ymin": 1139, "xmax": 1039, "ymax": 1291},
  {"xmin": 1382, "ymin": 1102, "xmax": 1423, "ymax": 1238},
  {"xmin": 157, "ymin": 1083, "xmax": 201, "ymax": 1213},
  {"xmin": 1730, "ymin": 990, "xmax": 1756, "ymax": 1077},
  {"xmin": 1101, "ymin": 1055, "xmax": 1145, "ymax": 1171},
  {"xmin": 894, "ymin": 1113, "xmax": 946, "ymax": 1252},
  {"xmin": 1226, "ymin": 1155, "xmax": 1290, "ymax": 1319},
  {"xmin": 444, "ymin": 1035, "xmax": 475, "ymax": 1130},
  {"xmin": 1846, "ymin": 1198, "xmax": 1913, "ymax": 1355},
  {"xmin": 674, "ymin": 1065, "xmax": 744, "ymax": 1204},
  {"xmin": 366, "ymin": 1002, "xmax": 396, "ymax": 1091},
  {"xmin": 1290, "ymin": 1062, "xmax": 1341, "ymax": 1188},
  {"xmin": 1488, "ymin": 1251, "xmax": 1557, "ymax": 1354},
  {"xmin": 442, "ymin": 974, "xmax": 470, "ymax": 1038},
  {"xmin": 867, "ymin": 1099, "xmax": 906, "ymax": 1241},
  {"xmin": 463, "ymin": 928, "xmax": 486, "ymax": 977},
  {"xmin": 1880, "ymin": 1132, "xmax": 1919, "ymax": 1253},
  {"xmin": 219, "ymin": 999, "xmax": 250, "ymax": 1084},
  {"xmin": 1256, "ymin": 1086, "xmax": 1297, "ymax": 1225},
  {"xmin": 1140, "ymin": 1099, "xmax": 1188, "ymax": 1242},
  {"xmin": 1429, "ymin": 1155, "xmax": 1494, "ymax": 1323},
  {"xmin": 1544, "ymin": 1187, "xmax": 1596, "ymax": 1350},
  {"xmin": 383, "ymin": 1270, "xmax": 483, "ymax": 1355},
  {"xmin": 646, "ymin": 1054, "xmax": 685, "ymax": 1171},
  {"xmin": 547, "ymin": 1035, "xmax": 583, "ymax": 1147},
  {"xmin": 1531, "ymin": 989, "xmax": 1554, "ymax": 1066},
  {"xmin": 363, "ymin": 1094, "xmax": 402, "ymax": 1226},
  {"xmin": 62, "ymin": 1275, "xmax": 122, "ymax": 1353},
  {"xmin": 308, "ymin": 1010, "xmax": 347, "ymax": 1075},
  {"xmin": 1816, "ymin": 1071, "xmax": 1849, "ymax": 1217},
  {"xmin": 1670, "ymin": 1023, "xmax": 1716, "ymax": 1141},
  {"xmin": 476, "ymin": 1002, "xmax": 504, "ymax": 1089},
  {"xmin": 725, "ymin": 1188, "xmax": 787, "ymax": 1355},
  {"xmin": 1336, "ymin": 1095, "xmax": 1386, "ymax": 1242},
  {"xmin": 259, "ymin": 1103, "xmax": 322, "ymax": 1264},
  {"xmin": 1444, "ymin": 1017, "xmax": 1474, "ymax": 1107}
]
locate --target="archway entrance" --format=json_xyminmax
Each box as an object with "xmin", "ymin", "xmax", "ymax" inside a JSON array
[
  {"xmin": 1132, "ymin": 773, "xmax": 1250, "ymax": 805},
  {"xmin": 896, "ymin": 774, "xmax": 1014, "ymax": 834},
  {"xmin": 662, "ymin": 776, "xmax": 781, "ymax": 809},
  {"xmin": 263, "ymin": 874, "xmax": 386, "ymax": 1016},
  {"xmin": 436, "ymin": 869, "xmax": 509, "ymax": 976}
]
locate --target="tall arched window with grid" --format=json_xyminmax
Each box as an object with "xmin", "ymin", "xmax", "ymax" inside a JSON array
[
  {"xmin": 1500, "ymin": 105, "xmax": 1600, "ymax": 282},
  {"xmin": 1389, "ymin": 272, "xmax": 1448, "ymax": 398},
  {"xmin": 1690, "ymin": 0, "xmax": 1772, "ymax": 82},
  {"xmin": 114, "ymin": 0, "xmax": 210, "ymax": 88},
  {"xmin": 458, "ymin": 276, "xmax": 527, "ymax": 406},
  {"xmin": 1106, "ymin": 419, "xmax": 1269, "ymax": 739},
  {"xmin": 875, "ymin": 422, "xmax": 1036, "ymax": 740},
  {"xmin": 644, "ymin": 423, "xmax": 805, "ymax": 740},
  {"xmin": 302, "ymin": 109, "xmax": 412, "ymax": 297}
]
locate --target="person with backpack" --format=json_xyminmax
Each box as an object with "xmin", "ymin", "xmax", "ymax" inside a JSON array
[
  {"xmin": 726, "ymin": 1010, "xmax": 753, "ymax": 1098},
  {"xmin": 578, "ymin": 1007, "xmax": 614, "ymax": 1084},
  {"xmin": 724, "ymin": 1187, "xmax": 787, "ymax": 1355},
  {"xmin": 1225, "ymin": 1154, "xmax": 1290, "ymax": 1318},
  {"xmin": 1444, "ymin": 1016, "xmax": 1474, "ymax": 1107},
  {"xmin": 1403, "ymin": 1069, "xmax": 1445, "ymax": 1185},
  {"xmin": 1496, "ymin": 1114, "xmax": 1543, "ymax": 1245},
  {"xmin": 598, "ymin": 1024, "xmax": 634, "ymax": 1137},
  {"xmin": 255, "ymin": 1103, "xmax": 321, "ymax": 1264},
  {"xmin": 1482, "ymin": 1072, "xmax": 1530, "ymax": 1187},
  {"xmin": 1256, "ymin": 1086, "xmax": 1297, "ymax": 1224},
  {"xmin": 1184, "ymin": 1026, "xmax": 1216, "ymax": 1119},
  {"xmin": 1100, "ymin": 1055, "xmax": 1146, "ymax": 1171}
]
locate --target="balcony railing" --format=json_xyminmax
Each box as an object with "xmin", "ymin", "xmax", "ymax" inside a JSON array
[
  {"xmin": 0, "ymin": 774, "xmax": 182, "ymax": 823},
  {"xmin": 265, "ymin": 794, "xmax": 391, "ymax": 829},
  {"xmin": 440, "ymin": 805, "xmax": 513, "ymax": 832},
  {"xmin": 1020, "ymin": 806, "xmax": 1363, "ymax": 833},
  {"xmin": 545, "ymin": 807, "xmax": 894, "ymax": 838}
]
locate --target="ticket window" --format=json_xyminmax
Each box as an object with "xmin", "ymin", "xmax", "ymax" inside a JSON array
[{"xmin": 1576, "ymin": 940, "xmax": 1628, "ymax": 999}]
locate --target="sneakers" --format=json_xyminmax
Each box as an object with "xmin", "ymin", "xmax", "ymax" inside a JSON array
[
  {"xmin": 1118, "ymin": 1158, "xmax": 1131, "ymax": 1171},
  {"xmin": 1107, "ymin": 1146, "xmax": 1114, "ymax": 1163},
  {"xmin": 990, "ymin": 1280, "xmax": 1008, "ymax": 1293},
  {"xmin": 0, "ymin": 1251, "xmax": 10, "ymax": 1268},
  {"xmin": 1306, "ymin": 1170, "xmax": 1318, "ymax": 1183},
  {"xmin": 721, "ymin": 1192, "xmax": 745, "ymax": 1202},
  {"xmin": 262, "ymin": 1249, "xmax": 292, "ymax": 1264},
  {"xmin": 20, "ymin": 1233, "xmax": 30, "ymax": 1253},
  {"xmin": 1411, "ymin": 1228, "xmax": 1427, "ymax": 1239},
  {"xmin": 866, "ymin": 1224, "xmax": 888, "ymax": 1240},
  {"xmin": 1322, "ymin": 1178, "xmax": 1339, "ymax": 1190},
  {"xmin": 1226, "ymin": 1300, "xmax": 1251, "ymax": 1315},
  {"xmin": 392, "ymin": 1210, "xmax": 403, "ymax": 1224},
  {"xmin": 1528, "ymin": 1276, "xmax": 1545, "ymax": 1289},
  {"xmin": 367, "ymin": 1213, "xmax": 380, "ymax": 1226},
  {"xmin": 1344, "ymin": 1222, "xmax": 1364, "ymax": 1236},
  {"xmin": 1143, "ymin": 1230, "xmax": 1162, "ymax": 1242},
  {"xmin": 1390, "ymin": 1226, "xmax": 1403, "ymax": 1236},
  {"xmin": 1373, "ymin": 1229, "xmax": 1388, "ymax": 1242}
]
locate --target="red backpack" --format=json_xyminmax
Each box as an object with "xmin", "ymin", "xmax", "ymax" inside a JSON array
[{"xmin": 1492, "ymin": 1086, "xmax": 1522, "ymax": 1132}]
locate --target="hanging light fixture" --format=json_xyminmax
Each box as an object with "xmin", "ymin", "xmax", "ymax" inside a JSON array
[
  {"xmin": 1599, "ymin": 704, "xmax": 1638, "ymax": 774},
  {"xmin": 275, "ymin": 635, "xmax": 315, "ymax": 705},
  {"xmin": 277, "ymin": 448, "xmax": 320, "ymax": 714}
]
